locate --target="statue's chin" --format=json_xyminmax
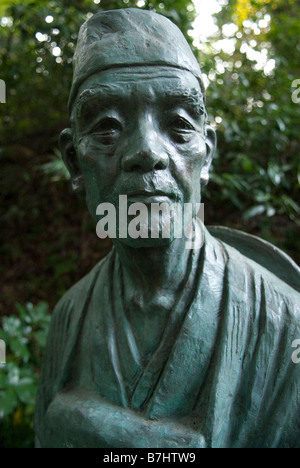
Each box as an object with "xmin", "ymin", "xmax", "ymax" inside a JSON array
[{"xmin": 115, "ymin": 236, "xmax": 175, "ymax": 249}]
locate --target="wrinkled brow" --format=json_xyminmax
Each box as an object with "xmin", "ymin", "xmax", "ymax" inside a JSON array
[
  {"xmin": 160, "ymin": 89, "xmax": 206, "ymax": 118},
  {"xmin": 74, "ymin": 86, "xmax": 206, "ymax": 121},
  {"xmin": 74, "ymin": 87, "xmax": 121, "ymax": 120}
]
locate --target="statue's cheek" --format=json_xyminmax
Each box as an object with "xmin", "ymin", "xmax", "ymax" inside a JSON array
[
  {"xmin": 78, "ymin": 135, "xmax": 117, "ymax": 161},
  {"xmin": 175, "ymin": 136, "xmax": 207, "ymax": 169}
]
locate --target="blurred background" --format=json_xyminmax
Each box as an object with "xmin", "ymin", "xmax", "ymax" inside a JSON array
[{"xmin": 0, "ymin": 0, "xmax": 299, "ymax": 448}]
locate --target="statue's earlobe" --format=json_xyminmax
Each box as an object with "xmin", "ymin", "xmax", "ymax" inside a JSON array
[
  {"xmin": 59, "ymin": 129, "xmax": 86, "ymax": 195},
  {"xmin": 201, "ymin": 126, "xmax": 217, "ymax": 186}
]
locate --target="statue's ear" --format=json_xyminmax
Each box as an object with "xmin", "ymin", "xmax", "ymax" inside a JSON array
[
  {"xmin": 201, "ymin": 125, "xmax": 217, "ymax": 186},
  {"xmin": 59, "ymin": 129, "xmax": 86, "ymax": 195}
]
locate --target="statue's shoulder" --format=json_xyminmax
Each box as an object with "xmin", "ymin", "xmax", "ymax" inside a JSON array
[
  {"xmin": 207, "ymin": 226, "xmax": 300, "ymax": 338},
  {"xmin": 208, "ymin": 226, "xmax": 300, "ymax": 297}
]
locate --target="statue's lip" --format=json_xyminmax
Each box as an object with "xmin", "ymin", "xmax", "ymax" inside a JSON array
[{"xmin": 126, "ymin": 190, "xmax": 177, "ymax": 200}]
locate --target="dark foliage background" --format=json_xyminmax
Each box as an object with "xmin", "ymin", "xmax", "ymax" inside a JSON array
[{"xmin": 0, "ymin": 0, "xmax": 299, "ymax": 448}]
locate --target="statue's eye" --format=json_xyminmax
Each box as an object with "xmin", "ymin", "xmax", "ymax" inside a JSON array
[
  {"xmin": 171, "ymin": 117, "xmax": 194, "ymax": 130},
  {"xmin": 92, "ymin": 118, "xmax": 122, "ymax": 145},
  {"xmin": 169, "ymin": 116, "xmax": 195, "ymax": 143}
]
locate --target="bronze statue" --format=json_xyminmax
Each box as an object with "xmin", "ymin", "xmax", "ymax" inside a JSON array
[{"xmin": 35, "ymin": 8, "xmax": 300, "ymax": 448}]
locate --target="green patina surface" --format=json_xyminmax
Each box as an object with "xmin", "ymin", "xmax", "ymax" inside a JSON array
[{"xmin": 35, "ymin": 9, "xmax": 300, "ymax": 448}]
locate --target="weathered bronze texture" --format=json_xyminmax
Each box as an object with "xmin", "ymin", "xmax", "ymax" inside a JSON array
[{"xmin": 35, "ymin": 8, "xmax": 300, "ymax": 448}]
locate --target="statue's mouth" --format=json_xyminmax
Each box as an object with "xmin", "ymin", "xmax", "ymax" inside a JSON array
[
  {"xmin": 126, "ymin": 188, "xmax": 181, "ymax": 200},
  {"xmin": 127, "ymin": 189, "xmax": 175, "ymax": 198},
  {"xmin": 126, "ymin": 190, "xmax": 178, "ymax": 204}
]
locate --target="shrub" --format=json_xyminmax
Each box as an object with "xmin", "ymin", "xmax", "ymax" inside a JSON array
[{"xmin": 0, "ymin": 302, "xmax": 51, "ymax": 448}]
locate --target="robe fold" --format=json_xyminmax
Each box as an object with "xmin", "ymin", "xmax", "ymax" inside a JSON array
[{"xmin": 35, "ymin": 227, "xmax": 300, "ymax": 448}]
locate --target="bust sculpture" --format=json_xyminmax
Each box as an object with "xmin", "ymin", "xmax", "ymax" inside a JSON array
[{"xmin": 35, "ymin": 8, "xmax": 300, "ymax": 448}]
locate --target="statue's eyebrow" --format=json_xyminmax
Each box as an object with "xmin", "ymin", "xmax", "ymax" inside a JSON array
[
  {"xmin": 75, "ymin": 86, "xmax": 206, "ymax": 120},
  {"xmin": 75, "ymin": 88, "xmax": 121, "ymax": 119},
  {"xmin": 160, "ymin": 89, "xmax": 206, "ymax": 118}
]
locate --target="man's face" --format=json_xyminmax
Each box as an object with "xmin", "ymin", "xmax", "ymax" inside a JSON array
[{"xmin": 66, "ymin": 66, "xmax": 215, "ymax": 246}]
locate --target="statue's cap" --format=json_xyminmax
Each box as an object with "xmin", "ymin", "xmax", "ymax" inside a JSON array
[{"xmin": 68, "ymin": 8, "xmax": 204, "ymax": 111}]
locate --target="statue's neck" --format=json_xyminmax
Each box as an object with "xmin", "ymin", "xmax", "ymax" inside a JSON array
[
  {"xmin": 114, "ymin": 238, "xmax": 194, "ymax": 300},
  {"xmin": 113, "ymin": 238, "xmax": 200, "ymax": 362}
]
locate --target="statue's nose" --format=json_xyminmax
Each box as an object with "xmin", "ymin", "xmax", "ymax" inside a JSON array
[{"xmin": 121, "ymin": 118, "xmax": 169, "ymax": 173}]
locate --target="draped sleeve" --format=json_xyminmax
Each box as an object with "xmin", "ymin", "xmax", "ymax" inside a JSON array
[{"xmin": 34, "ymin": 256, "xmax": 108, "ymax": 447}]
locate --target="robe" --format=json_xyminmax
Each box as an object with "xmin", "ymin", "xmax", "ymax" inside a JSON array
[{"xmin": 35, "ymin": 227, "xmax": 300, "ymax": 448}]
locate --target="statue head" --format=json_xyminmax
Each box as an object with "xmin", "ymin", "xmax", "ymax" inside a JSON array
[{"xmin": 60, "ymin": 8, "xmax": 216, "ymax": 247}]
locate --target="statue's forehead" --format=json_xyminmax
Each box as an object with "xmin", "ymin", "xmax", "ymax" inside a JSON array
[{"xmin": 74, "ymin": 67, "xmax": 203, "ymax": 111}]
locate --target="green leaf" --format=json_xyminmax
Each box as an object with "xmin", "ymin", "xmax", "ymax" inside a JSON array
[
  {"xmin": 2, "ymin": 317, "xmax": 22, "ymax": 338},
  {"xmin": 7, "ymin": 364, "xmax": 20, "ymax": 386},
  {"xmin": 9, "ymin": 339, "xmax": 30, "ymax": 362},
  {"xmin": 243, "ymin": 205, "xmax": 266, "ymax": 220},
  {"xmin": 0, "ymin": 372, "xmax": 7, "ymax": 388},
  {"xmin": 34, "ymin": 330, "xmax": 48, "ymax": 348},
  {"xmin": 254, "ymin": 191, "xmax": 271, "ymax": 203},
  {"xmin": 15, "ymin": 378, "xmax": 37, "ymax": 405},
  {"xmin": 27, "ymin": 301, "xmax": 49, "ymax": 325},
  {"xmin": 15, "ymin": 302, "xmax": 30, "ymax": 323},
  {"xmin": 266, "ymin": 206, "xmax": 276, "ymax": 217},
  {"xmin": 276, "ymin": 118, "xmax": 286, "ymax": 132},
  {"xmin": 268, "ymin": 163, "xmax": 282, "ymax": 186},
  {"xmin": 0, "ymin": 389, "xmax": 18, "ymax": 417}
]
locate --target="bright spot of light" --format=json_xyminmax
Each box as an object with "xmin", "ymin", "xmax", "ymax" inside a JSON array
[
  {"xmin": 45, "ymin": 15, "xmax": 54, "ymax": 24},
  {"xmin": 213, "ymin": 38, "xmax": 237, "ymax": 55},
  {"xmin": 202, "ymin": 73, "xmax": 210, "ymax": 89},
  {"xmin": 264, "ymin": 59, "xmax": 276, "ymax": 76},
  {"xmin": 240, "ymin": 42, "xmax": 276, "ymax": 75},
  {"xmin": 36, "ymin": 32, "xmax": 48, "ymax": 42},
  {"xmin": 258, "ymin": 19, "xmax": 268, "ymax": 29},
  {"xmin": 222, "ymin": 23, "xmax": 238, "ymax": 37},
  {"xmin": 216, "ymin": 62, "xmax": 225, "ymax": 74},
  {"xmin": 1, "ymin": 16, "xmax": 13, "ymax": 27},
  {"xmin": 52, "ymin": 47, "xmax": 62, "ymax": 57},
  {"xmin": 190, "ymin": 0, "xmax": 221, "ymax": 45},
  {"xmin": 243, "ymin": 20, "xmax": 252, "ymax": 28}
]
